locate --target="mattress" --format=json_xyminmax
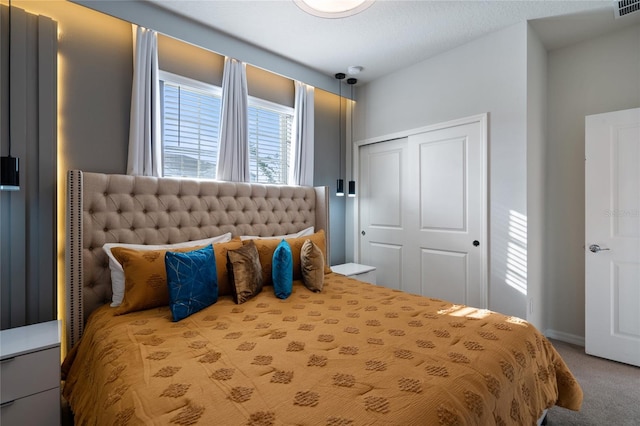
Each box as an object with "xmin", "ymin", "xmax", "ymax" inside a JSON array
[{"xmin": 62, "ymin": 274, "xmax": 582, "ymax": 425}]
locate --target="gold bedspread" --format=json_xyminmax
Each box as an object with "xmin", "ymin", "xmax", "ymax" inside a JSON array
[{"xmin": 62, "ymin": 274, "xmax": 582, "ymax": 425}]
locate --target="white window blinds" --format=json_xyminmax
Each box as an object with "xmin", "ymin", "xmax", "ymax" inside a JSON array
[
  {"xmin": 160, "ymin": 72, "xmax": 293, "ymax": 184},
  {"xmin": 248, "ymin": 99, "xmax": 293, "ymax": 184},
  {"xmin": 161, "ymin": 75, "xmax": 221, "ymax": 179}
]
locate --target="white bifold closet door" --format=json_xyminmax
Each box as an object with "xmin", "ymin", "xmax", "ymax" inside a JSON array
[{"xmin": 359, "ymin": 117, "xmax": 487, "ymax": 308}]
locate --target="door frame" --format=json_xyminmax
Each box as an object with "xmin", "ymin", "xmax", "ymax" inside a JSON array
[{"xmin": 352, "ymin": 113, "xmax": 488, "ymax": 303}]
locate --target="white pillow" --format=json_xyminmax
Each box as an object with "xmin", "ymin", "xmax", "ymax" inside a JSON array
[
  {"xmin": 103, "ymin": 233, "xmax": 233, "ymax": 307},
  {"xmin": 240, "ymin": 226, "xmax": 314, "ymax": 241}
]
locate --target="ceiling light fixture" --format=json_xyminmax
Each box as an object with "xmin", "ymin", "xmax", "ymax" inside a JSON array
[{"xmin": 295, "ymin": 0, "xmax": 374, "ymax": 18}]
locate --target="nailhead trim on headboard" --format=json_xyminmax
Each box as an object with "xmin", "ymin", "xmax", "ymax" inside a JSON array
[{"xmin": 65, "ymin": 170, "xmax": 329, "ymax": 349}]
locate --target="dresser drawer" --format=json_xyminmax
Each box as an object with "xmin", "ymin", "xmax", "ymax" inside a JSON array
[
  {"xmin": 0, "ymin": 347, "xmax": 59, "ymax": 403},
  {"xmin": 0, "ymin": 387, "xmax": 60, "ymax": 426}
]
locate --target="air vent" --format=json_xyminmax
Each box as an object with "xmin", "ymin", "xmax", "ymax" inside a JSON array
[{"xmin": 614, "ymin": 0, "xmax": 640, "ymax": 18}]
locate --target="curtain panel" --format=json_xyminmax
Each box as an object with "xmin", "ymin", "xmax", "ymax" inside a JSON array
[
  {"xmin": 216, "ymin": 57, "xmax": 249, "ymax": 182},
  {"xmin": 127, "ymin": 25, "xmax": 161, "ymax": 177},
  {"xmin": 290, "ymin": 81, "xmax": 315, "ymax": 186}
]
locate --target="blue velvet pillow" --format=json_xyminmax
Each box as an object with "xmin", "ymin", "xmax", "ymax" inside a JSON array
[
  {"xmin": 165, "ymin": 244, "xmax": 218, "ymax": 321},
  {"xmin": 272, "ymin": 240, "xmax": 293, "ymax": 299}
]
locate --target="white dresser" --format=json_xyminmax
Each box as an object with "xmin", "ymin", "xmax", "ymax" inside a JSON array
[
  {"xmin": 331, "ymin": 263, "xmax": 377, "ymax": 284},
  {"xmin": 1, "ymin": 320, "xmax": 61, "ymax": 426}
]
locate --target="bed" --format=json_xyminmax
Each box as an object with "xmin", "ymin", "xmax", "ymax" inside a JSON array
[{"xmin": 62, "ymin": 170, "xmax": 583, "ymax": 425}]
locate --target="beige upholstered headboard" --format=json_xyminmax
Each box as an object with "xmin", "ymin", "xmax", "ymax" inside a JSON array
[{"xmin": 65, "ymin": 170, "xmax": 329, "ymax": 349}]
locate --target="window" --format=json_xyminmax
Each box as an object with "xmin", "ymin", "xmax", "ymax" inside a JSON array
[
  {"xmin": 248, "ymin": 99, "xmax": 293, "ymax": 184},
  {"xmin": 160, "ymin": 71, "xmax": 294, "ymax": 184},
  {"xmin": 160, "ymin": 72, "xmax": 221, "ymax": 179}
]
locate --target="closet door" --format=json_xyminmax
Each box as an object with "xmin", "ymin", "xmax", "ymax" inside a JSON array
[
  {"xmin": 359, "ymin": 138, "xmax": 410, "ymax": 291},
  {"xmin": 359, "ymin": 117, "xmax": 487, "ymax": 307}
]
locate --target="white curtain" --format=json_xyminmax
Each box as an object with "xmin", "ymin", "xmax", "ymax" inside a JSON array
[
  {"xmin": 216, "ymin": 57, "xmax": 249, "ymax": 182},
  {"xmin": 127, "ymin": 25, "xmax": 161, "ymax": 176},
  {"xmin": 289, "ymin": 81, "xmax": 315, "ymax": 186}
]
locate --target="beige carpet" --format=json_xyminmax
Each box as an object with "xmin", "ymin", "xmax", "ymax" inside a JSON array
[{"xmin": 546, "ymin": 339, "xmax": 640, "ymax": 425}]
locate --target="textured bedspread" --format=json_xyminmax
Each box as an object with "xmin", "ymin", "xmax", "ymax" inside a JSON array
[{"xmin": 62, "ymin": 274, "xmax": 582, "ymax": 425}]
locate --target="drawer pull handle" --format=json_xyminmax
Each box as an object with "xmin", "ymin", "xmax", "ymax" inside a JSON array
[
  {"xmin": 0, "ymin": 357, "xmax": 15, "ymax": 364},
  {"xmin": 1, "ymin": 400, "xmax": 16, "ymax": 408}
]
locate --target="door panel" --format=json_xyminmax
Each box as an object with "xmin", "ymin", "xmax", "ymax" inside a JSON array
[
  {"xmin": 359, "ymin": 138, "xmax": 409, "ymax": 291},
  {"xmin": 420, "ymin": 249, "xmax": 468, "ymax": 303},
  {"xmin": 614, "ymin": 263, "xmax": 640, "ymax": 337},
  {"xmin": 408, "ymin": 122, "xmax": 486, "ymax": 307},
  {"xmin": 368, "ymin": 242, "xmax": 403, "ymax": 291},
  {"xmin": 419, "ymin": 137, "xmax": 466, "ymax": 231},
  {"xmin": 369, "ymin": 150, "xmax": 403, "ymax": 227},
  {"xmin": 585, "ymin": 107, "xmax": 640, "ymax": 367}
]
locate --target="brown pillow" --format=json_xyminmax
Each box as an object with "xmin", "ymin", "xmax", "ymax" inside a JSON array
[
  {"xmin": 212, "ymin": 238, "xmax": 243, "ymax": 296},
  {"xmin": 248, "ymin": 230, "xmax": 332, "ymax": 285},
  {"xmin": 227, "ymin": 240, "xmax": 263, "ymax": 304},
  {"xmin": 111, "ymin": 245, "xmax": 205, "ymax": 315},
  {"xmin": 301, "ymin": 239, "xmax": 324, "ymax": 292}
]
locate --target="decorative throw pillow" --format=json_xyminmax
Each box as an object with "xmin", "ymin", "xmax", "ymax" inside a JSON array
[
  {"xmin": 103, "ymin": 233, "xmax": 232, "ymax": 307},
  {"xmin": 227, "ymin": 240, "xmax": 263, "ymax": 304},
  {"xmin": 286, "ymin": 230, "xmax": 332, "ymax": 279},
  {"xmin": 249, "ymin": 230, "xmax": 331, "ymax": 285},
  {"xmin": 300, "ymin": 239, "xmax": 325, "ymax": 292},
  {"xmin": 272, "ymin": 240, "xmax": 293, "ymax": 299},
  {"xmin": 211, "ymin": 238, "xmax": 243, "ymax": 297},
  {"xmin": 111, "ymin": 244, "xmax": 206, "ymax": 315},
  {"xmin": 165, "ymin": 245, "xmax": 218, "ymax": 322}
]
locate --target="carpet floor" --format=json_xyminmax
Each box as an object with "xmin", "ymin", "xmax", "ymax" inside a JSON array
[{"xmin": 546, "ymin": 339, "xmax": 640, "ymax": 426}]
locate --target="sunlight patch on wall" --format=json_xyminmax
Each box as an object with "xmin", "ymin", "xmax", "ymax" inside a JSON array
[{"xmin": 506, "ymin": 209, "xmax": 527, "ymax": 295}]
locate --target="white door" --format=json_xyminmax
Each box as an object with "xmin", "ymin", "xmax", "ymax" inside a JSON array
[
  {"xmin": 585, "ymin": 108, "xmax": 640, "ymax": 367},
  {"xmin": 359, "ymin": 138, "xmax": 410, "ymax": 290},
  {"xmin": 359, "ymin": 116, "xmax": 487, "ymax": 307}
]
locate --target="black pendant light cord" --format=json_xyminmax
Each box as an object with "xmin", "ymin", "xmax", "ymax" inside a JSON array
[
  {"xmin": 6, "ymin": 0, "xmax": 11, "ymax": 157},
  {"xmin": 347, "ymin": 78, "xmax": 357, "ymax": 197},
  {"xmin": 335, "ymin": 73, "xmax": 345, "ymax": 196}
]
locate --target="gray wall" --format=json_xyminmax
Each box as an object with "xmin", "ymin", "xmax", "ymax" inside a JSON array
[
  {"xmin": 545, "ymin": 24, "xmax": 640, "ymax": 343},
  {"xmin": 355, "ymin": 23, "xmax": 530, "ymax": 320}
]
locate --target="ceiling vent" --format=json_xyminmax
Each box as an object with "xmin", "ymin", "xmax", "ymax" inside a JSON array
[{"xmin": 614, "ymin": 0, "xmax": 640, "ymax": 18}]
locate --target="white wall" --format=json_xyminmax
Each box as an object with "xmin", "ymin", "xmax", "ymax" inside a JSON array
[
  {"xmin": 355, "ymin": 22, "xmax": 529, "ymax": 319},
  {"xmin": 526, "ymin": 25, "xmax": 548, "ymax": 330},
  {"xmin": 545, "ymin": 24, "xmax": 640, "ymax": 343}
]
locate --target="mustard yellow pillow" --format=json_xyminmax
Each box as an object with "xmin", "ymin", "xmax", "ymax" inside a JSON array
[
  {"xmin": 112, "ymin": 245, "xmax": 205, "ymax": 315},
  {"xmin": 301, "ymin": 239, "xmax": 324, "ymax": 292},
  {"xmin": 249, "ymin": 230, "xmax": 331, "ymax": 285}
]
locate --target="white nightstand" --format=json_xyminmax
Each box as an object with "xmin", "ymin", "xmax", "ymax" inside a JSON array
[
  {"xmin": 332, "ymin": 262, "xmax": 377, "ymax": 284},
  {"xmin": 1, "ymin": 320, "xmax": 61, "ymax": 426}
]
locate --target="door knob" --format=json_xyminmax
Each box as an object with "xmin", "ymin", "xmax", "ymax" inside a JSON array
[
  {"xmin": 589, "ymin": 244, "xmax": 610, "ymax": 253},
  {"xmin": 361, "ymin": 230, "xmax": 366, "ymax": 236}
]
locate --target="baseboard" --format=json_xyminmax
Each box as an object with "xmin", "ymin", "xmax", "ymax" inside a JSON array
[{"xmin": 544, "ymin": 329, "xmax": 585, "ymax": 347}]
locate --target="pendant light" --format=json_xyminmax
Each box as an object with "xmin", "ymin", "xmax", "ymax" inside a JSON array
[
  {"xmin": 335, "ymin": 72, "xmax": 345, "ymax": 196},
  {"xmin": 1, "ymin": 0, "xmax": 19, "ymax": 191},
  {"xmin": 347, "ymin": 77, "xmax": 357, "ymax": 197}
]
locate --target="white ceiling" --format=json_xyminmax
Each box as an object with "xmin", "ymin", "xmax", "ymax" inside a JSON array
[{"xmin": 145, "ymin": 0, "xmax": 639, "ymax": 83}]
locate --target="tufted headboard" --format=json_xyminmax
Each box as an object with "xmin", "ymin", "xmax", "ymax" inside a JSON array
[{"xmin": 65, "ymin": 170, "xmax": 329, "ymax": 349}]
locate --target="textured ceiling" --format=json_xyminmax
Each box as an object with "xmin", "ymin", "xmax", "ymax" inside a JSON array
[{"xmin": 145, "ymin": 0, "xmax": 636, "ymax": 83}]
